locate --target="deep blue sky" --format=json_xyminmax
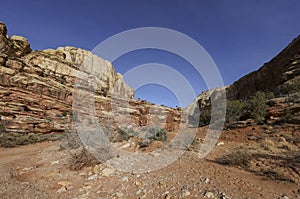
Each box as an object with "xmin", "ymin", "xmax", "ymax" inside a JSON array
[{"xmin": 1, "ymin": 0, "xmax": 300, "ymax": 107}]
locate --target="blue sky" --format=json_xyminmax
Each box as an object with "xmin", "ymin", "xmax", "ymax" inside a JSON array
[{"xmin": 1, "ymin": 0, "xmax": 300, "ymax": 107}]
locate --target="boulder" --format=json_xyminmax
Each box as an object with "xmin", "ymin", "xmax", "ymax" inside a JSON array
[
  {"xmin": 0, "ymin": 22, "xmax": 10, "ymax": 54},
  {"xmin": 0, "ymin": 22, "xmax": 31, "ymax": 57},
  {"xmin": 10, "ymin": 35, "xmax": 32, "ymax": 57}
]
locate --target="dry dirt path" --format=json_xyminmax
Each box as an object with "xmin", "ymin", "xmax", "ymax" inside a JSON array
[{"xmin": 0, "ymin": 131, "xmax": 299, "ymax": 199}]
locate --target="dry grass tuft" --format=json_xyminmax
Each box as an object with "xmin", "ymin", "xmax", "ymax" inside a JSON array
[
  {"xmin": 216, "ymin": 149, "xmax": 253, "ymax": 168},
  {"xmin": 260, "ymin": 139, "xmax": 275, "ymax": 151}
]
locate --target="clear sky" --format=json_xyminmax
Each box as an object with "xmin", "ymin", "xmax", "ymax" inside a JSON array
[{"xmin": 1, "ymin": 0, "xmax": 300, "ymax": 107}]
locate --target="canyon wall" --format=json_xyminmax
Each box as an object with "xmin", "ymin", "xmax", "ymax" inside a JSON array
[{"xmin": 0, "ymin": 22, "xmax": 182, "ymax": 134}]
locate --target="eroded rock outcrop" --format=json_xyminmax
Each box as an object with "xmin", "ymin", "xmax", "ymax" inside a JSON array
[
  {"xmin": 0, "ymin": 23, "xmax": 182, "ymax": 134},
  {"xmin": 0, "ymin": 21, "xmax": 31, "ymax": 57},
  {"xmin": 227, "ymin": 35, "xmax": 300, "ymax": 100},
  {"xmin": 187, "ymin": 35, "xmax": 300, "ymax": 126}
]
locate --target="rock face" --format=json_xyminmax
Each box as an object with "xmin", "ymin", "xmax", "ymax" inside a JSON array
[
  {"xmin": 227, "ymin": 35, "xmax": 300, "ymax": 100},
  {"xmin": 0, "ymin": 22, "xmax": 9, "ymax": 54},
  {"xmin": 0, "ymin": 21, "xmax": 32, "ymax": 57},
  {"xmin": 187, "ymin": 35, "xmax": 300, "ymax": 126},
  {"xmin": 0, "ymin": 23, "xmax": 182, "ymax": 134},
  {"xmin": 186, "ymin": 87, "xmax": 227, "ymax": 127}
]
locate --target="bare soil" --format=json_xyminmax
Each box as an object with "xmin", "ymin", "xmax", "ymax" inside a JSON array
[{"xmin": 0, "ymin": 125, "xmax": 300, "ymax": 199}]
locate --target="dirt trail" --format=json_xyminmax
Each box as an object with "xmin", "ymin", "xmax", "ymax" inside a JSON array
[
  {"xmin": 0, "ymin": 127, "xmax": 300, "ymax": 199},
  {"xmin": 0, "ymin": 142, "xmax": 53, "ymax": 165}
]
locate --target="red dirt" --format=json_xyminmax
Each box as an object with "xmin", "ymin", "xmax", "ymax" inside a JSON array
[{"xmin": 0, "ymin": 125, "xmax": 299, "ymax": 199}]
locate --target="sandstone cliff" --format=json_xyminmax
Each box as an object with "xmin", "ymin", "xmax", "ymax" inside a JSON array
[
  {"xmin": 0, "ymin": 22, "xmax": 182, "ymax": 134},
  {"xmin": 227, "ymin": 35, "xmax": 300, "ymax": 100},
  {"xmin": 187, "ymin": 35, "xmax": 300, "ymax": 126}
]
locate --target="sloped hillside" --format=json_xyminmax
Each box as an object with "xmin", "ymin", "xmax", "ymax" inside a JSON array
[
  {"xmin": 188, "ymin": 35, "xmax": 300, "ymax": 127},
  {"xmin": 227, "ymin": 35, "xmax": 300, "ymax": 100}
]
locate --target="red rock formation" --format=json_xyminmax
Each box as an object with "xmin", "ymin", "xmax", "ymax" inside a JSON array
[
  {"xmin": 0, "ymin": 22, "xmax": 183, "ymax": 134},
  {"xmin": 187, "ymin": 35, "xmax": 300, "ymax": 126},
  {"xmin": 227, "ymin": 35, "xmax": 300, "ymax": 100}
]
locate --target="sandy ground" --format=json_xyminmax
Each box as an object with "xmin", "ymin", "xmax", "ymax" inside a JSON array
[{"xmin": 0, "ymin": 126, "xmax": 300, "ymax": 199}]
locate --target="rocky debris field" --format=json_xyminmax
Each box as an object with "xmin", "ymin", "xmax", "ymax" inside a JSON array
[{"xmin": 0, "ymin": 125, "xmax": 300, "ymax": 199}]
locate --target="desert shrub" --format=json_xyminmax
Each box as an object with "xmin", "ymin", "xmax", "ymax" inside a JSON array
[
  {"xmin": 260, "ymin": 139, "xmax": 275, "ymax": 151},
  {"xmin": 275, "ymin": 81, "xmax": 300, "ymax": 97},
  {"xmin": 226, "ymin": 100, "xmax": 246, "ymax": 123},
  {"xmin": 217, "ymin": 149, "xmax": 253, "ymax": 167},
  {"xmin": 265, "ymin": 92, "xmax": 275, "ymax": 99},
  {"xmin": 69, "ymin": 147, "xmax": 100, "ymax": 170},
  {"xmin": 286, "ymin": 92, "xmax": 300, "ymax": 103},
  {"xmin": 109, "ymin": 129, "xmax": 130, "ymax": 143},
  {"xmin": 62, "ymin": 110, "xmax": 68, "ymax": 117},
  {"xmin": 137, "ymin": 139, "xmax": 151, "ymax": 148},
  {"xmin": 62, "ymin": 130, "xmax": 102, "ymax": 170},
  {"xmin": 260, "ymin": 169, "xmax": 294, "ymax": 183},
  {"xmin": 246, "ymin": 91, "xmax": 269, "ymax": 124},
  {"xmin": 0, "ymin": 132, "xmax": 64, "ymax": 148},
  {"xmin": 0, "ymin": 124, "xmax": 5, "ymax": 134},
  {"xmin": 145, "ymin": 126, "xmax": 167, "ymax": 142},
  {"xmin": 191, "ymin": 91, "xmax": 275, "ymax": 126},
  {"xmin": 199, "ymin": 109, "xmax": 211, "ymax": 126},
  {"xmin": 108, "ymin": 126, "xmax": 139, "ymax": 143},
  {"xmin": 119, "ymin": 126, "xmax": 137, "ymax": 137},
  {"xmin": 279, "ymin": 142, "xmax": 292, "ymax": 151},
  {"xmin": 0, "ymin": 134, "xmax": 17, "ymax": 147},
  {"xmin": 281, "ymin": 108, "xmax": 292, "ymax": 123},
  {"xmin": 284, "ymin": 135, "xmax": 300, "ymax": 145}
]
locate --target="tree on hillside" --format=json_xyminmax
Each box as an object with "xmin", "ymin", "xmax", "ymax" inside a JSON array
[
  {"xmin": 226, "ymin": 100, "xmax": 245, "ymax": 123},
  {"xmin": 246, "ymin": 91, "xmax": 269, "ymax": 124}
]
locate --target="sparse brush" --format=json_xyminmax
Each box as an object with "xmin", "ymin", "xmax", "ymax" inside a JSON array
[
  {"xmin": 69, "ymin": 147, "xmax": 100, "ymax": 170},
  {"xmin": 0, "ymin": 124, "xmax": 5, "ymax": 134},
  {"xmin": 216, "ymin": 149, "xmax": 253, "ymax": 168},
  {"xmin": 0, "ymin": 132, "xmax": 64, "ymax": 148},
  {"xmin": 286, "ymin": 135, "xmax": 300, "ymax": 145},
  {"xmin": 260, "ymin": 169, "xmax": 294, "ymax": 183},
  {"xmin": 62, "ymin": 130, "xmax": 116, "ymax": 170},
  {"xmin": 145, "ymin": 125, "xmax": 167, "ymax": 142},
  {"xmin": 260, "ymin": 139, "xmax": 275, "ymax": 151},
  {"xmin": 279, "ymin": 143, "xmax": 292, "ymax": 151}
]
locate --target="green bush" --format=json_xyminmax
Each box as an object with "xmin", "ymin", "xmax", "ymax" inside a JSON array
[
  {"xmin": 286, "ymin": 92, "xmax": 300, "ymax": 103},
  {"xmin": 226, "ymin": 100, "xmax": 245, "ymax": 123},
  {"xmin": 62, "ymin": 110, "xmax": 68, "ymax": 117},
  {"xmin": 69, "ymin": 147, "xmax": 100, "ymax": 170},
  {"xmin": 275, "ymin": 81, "xmax": 300, "ymax": 97},
  {"xmin": 146, "ymin": 126, "xmax": 167, "ymax": 142},
  {"xmin": 118, "ymin": 126, "xmax": 137, "ymax": 137},
  {"xmin": 109, "ymin": 127, "xmax": 132, "ymax": 143},
  {"xmin": 191, "ymin": 91, "xmax": 275, "ymax": 126},
  {"xmin": 246, "ymin": 91, "xmax": 269, "ymax": 124},
  {"xmin": 0, "ymin": 132, "xmax": 64, "ymax": 148},
  {"xmin": 282, "ymin": 108, "xmax": 292, "ymax": 123},
  {"xmin": 0, "ymin": 124, "xmax": 5, "ymax": 134},
  {"xmin": 199, "ymin": 109, "xmax": 211, "ymax": 126}
]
